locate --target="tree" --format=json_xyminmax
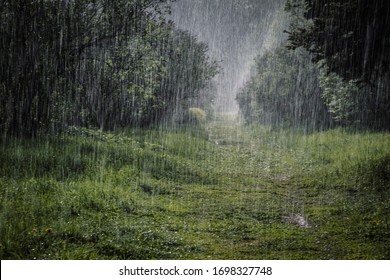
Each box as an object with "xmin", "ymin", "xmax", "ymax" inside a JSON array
[
  {"xmin": 237, "ymin": 47, "xmax": 332, "ymax": 131},
  {"xmin": 285, "ymin": 0, "xmax": 390, "ymax": 129},
  {"xmin": 0, "ymin": 0, "xmax": 218, "ymax": 136},
  {"xmin": 0, "ymin": 0, "xmax": 171, "ymax": 136},
  {"xmin": 285, "ymin": 0, "xmax": 390, "ymax": 83}
]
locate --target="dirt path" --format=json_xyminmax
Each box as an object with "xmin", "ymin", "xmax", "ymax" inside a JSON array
[{"xmin": 206, "ymin": 112, "xmax": 311, "ymax": 229}]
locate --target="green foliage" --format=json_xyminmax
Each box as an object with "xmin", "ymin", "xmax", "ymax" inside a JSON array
[
  {"xmin": 284, "ymin": 0, "xmax": 390, "ymax": 129},
  {"xmin": 317, "ymin": 60, "xmax": 390, "ymax": 129},
  {"xmin": 242, "ymin": 0, "xmax": 390, "ymax": 131},
  {"xmin": 318, "ymin": 62, "xmax": 360, "ymax": 125},
  {"xmin": 155, "ymin": 29, "xmax": 218, "ymax": 126},
  {"xmin": 237, "ymin": 47, "xmax": 332, "ymax": 130},
  {"xmin": 183, "ymin": 108, "xmax": 207, "ymax": 125},
  {"xmin": 285, "ymin": 0, "xmax": 390, "ymax": 82},
  {"xmin": 0, "ymin": 0, "xmax": 218, "ymax": 137},
  {"xmin": 284, "ymin": 0, "xmax": 313, "ymax": 51}
]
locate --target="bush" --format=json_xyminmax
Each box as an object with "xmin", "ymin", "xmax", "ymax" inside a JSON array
[{"xmin": 185, "ymin": 108, "xmax": 207, "ymax": 125}]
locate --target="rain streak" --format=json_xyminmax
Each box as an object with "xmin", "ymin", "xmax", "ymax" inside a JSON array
[{"xmin": 1, "ymin": 0, "xmax": 390, "ymax": 260}]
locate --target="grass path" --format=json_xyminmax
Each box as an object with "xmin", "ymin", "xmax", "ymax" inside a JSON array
[{"xmin": 1, "ymin": 114, "xmax": 390, "ymax": 259}]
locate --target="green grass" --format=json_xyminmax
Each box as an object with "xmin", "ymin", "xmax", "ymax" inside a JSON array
[{"xmin": 0, "ymin": 116, "xmax": 389, "ymax": 259}]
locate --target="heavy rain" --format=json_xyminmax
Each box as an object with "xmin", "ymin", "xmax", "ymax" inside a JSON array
[{"xmin": 1, "ymin": 0, "xmax": 390, "ymax": 260}]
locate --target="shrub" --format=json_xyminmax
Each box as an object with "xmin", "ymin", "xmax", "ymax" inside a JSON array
[{"xmin": 185, "ymin": 108, "xmax": 207, "ymax": 125}]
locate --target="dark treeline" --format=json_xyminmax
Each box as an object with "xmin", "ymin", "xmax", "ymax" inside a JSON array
[
  {"xmin": 0, "ymin": 0, "xmax": 218, "ymax": 137},
  {"xmin": 238, "ymin": 0, "xmax": 390, "ymax": 131}
]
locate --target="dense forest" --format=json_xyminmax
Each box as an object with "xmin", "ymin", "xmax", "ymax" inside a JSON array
[
  {"xmin": 0, "ymin": 0, "xmax": 217, "ymax": 137},
  {"xmin": 1, "ymin": 0, "xmax": 390, "ymax": 262},
  {"xmin": 2, "ymin": 0, "xmax": 390, "ymax": 136},
  {"xmin": 238, "ymin": 0, "xmax": 390, "ymax": 130}
]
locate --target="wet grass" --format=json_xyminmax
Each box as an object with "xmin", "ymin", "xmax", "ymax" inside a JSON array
[{"xmin": 1, "ymin": 116, "xmax": 389, "ymax": 259}]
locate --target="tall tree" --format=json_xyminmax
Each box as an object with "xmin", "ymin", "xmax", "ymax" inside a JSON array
[
  {"xmin": 0, "ymin": 0, "xmax": 218, "ymax": 136},
  {"xmin": 285, "ymin": 0, "xmax": 390, "ymax": 129},
  {"xmin": 285, "ymin": 0, "xmax": 390, "ymax": 83}
]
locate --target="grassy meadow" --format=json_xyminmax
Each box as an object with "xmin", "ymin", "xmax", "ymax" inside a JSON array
[{"xmin": 1, "ymin": 114, "xmax": 389, "ymax": 259}]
